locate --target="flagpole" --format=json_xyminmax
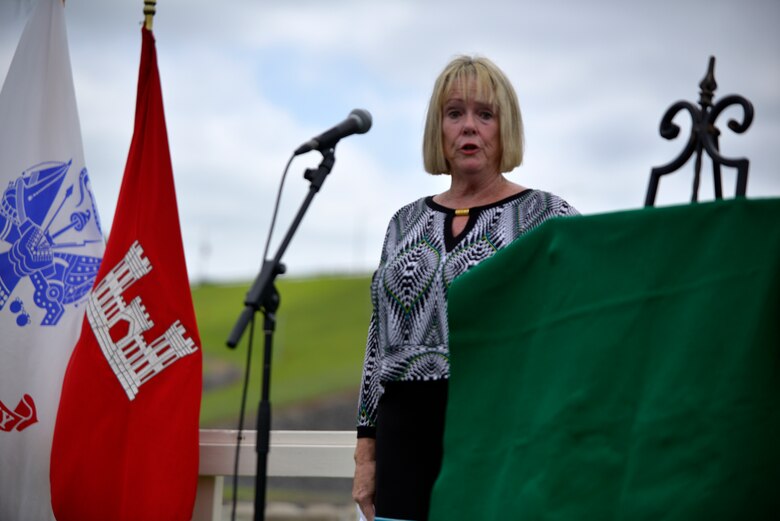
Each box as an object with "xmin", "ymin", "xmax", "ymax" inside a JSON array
[{"xmin": 143, "ymin": 0, "xmax": 157, "ymax": 31}]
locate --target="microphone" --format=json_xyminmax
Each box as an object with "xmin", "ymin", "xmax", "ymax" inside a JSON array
[{"xmin": 294, "ymin": 109, "xmax": 372, "ymax": 155}]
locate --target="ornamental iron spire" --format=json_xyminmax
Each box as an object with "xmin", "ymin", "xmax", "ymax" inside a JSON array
[{"xmin": 645, "ymin": 56, "xmax": 754, "ymax": 206}]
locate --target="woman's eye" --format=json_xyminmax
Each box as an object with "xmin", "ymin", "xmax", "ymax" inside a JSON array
[
  {"xmin": 479, "ymin": 111, "xmax": 494, "ymax": 119},
  {"xmin": 446, "ymin": 109, "xmax": 461, "ymax": 118}
]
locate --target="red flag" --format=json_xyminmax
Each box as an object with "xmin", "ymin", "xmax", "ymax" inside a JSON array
[{"xmin": 50, "ymin": 28, "xmax": 202, "ymax": 521}]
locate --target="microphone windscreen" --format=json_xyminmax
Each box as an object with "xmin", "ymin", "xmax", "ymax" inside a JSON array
[{"xmin": 350, "ymin": 108, "xmax": 372, "ymax": 134}]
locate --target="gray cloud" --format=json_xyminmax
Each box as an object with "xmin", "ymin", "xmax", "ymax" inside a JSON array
[{"xmin": 2, "ymin": 0, "xmax": 778, "ymax": 280}]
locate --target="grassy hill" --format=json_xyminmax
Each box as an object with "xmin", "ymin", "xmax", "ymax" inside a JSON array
[{"xmin": 193, "ymin": 274, "xmax": 373, "ymax": 426}]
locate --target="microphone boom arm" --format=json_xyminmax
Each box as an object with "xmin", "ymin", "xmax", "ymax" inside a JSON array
[{"xmin": 227, "ymin": 149, "xmax": 336, "ymax": 348}]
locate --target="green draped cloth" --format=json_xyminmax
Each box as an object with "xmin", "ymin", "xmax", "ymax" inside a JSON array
[{"xmin": 430, "ymin": 198, "xmax": 780, "ymax": 520}]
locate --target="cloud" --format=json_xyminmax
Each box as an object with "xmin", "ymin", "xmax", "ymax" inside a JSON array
[{"xmin": 2, "ymin": 0, "xmax": 778, "ymax": 281}]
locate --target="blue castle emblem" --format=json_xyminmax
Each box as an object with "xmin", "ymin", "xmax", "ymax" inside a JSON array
[{"xmin": 0, "ymin": 161, "xmax": 104, "ymax": 327}]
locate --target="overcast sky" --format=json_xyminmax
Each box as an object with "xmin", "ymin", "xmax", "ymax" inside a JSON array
[{"xmin": 1, "ymin": 0, "xmax": 778, "ymax": 281}]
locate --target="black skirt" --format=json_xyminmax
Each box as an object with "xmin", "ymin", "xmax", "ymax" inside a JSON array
[{"xmin": 374, "ymin": 379, "xmax": 449, "ymax": 521}]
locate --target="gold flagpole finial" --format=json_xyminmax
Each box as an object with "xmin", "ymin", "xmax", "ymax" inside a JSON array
[{"xmin": 143, "ymin": 0, "xmax": 157, "ymax": 31}]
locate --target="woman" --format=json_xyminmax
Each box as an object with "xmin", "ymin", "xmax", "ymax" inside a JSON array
[{"xmin": 353, "ymin": 55, "xmax": 578, "ymax": 521}]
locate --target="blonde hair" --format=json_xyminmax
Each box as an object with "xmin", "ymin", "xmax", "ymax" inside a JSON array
[{"xmin": 423, "ymin": 55, "xmax": 524, "ymax": 175}]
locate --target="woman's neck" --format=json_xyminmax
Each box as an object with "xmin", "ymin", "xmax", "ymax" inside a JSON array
[{"xmin": 435, "ymin": 173, "xmax": 525, "ymax": 209}]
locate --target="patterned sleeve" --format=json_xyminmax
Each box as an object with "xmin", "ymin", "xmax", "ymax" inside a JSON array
[
  {"xmin": 556, "ymin": 194, "xmax": 580, "ymax": 217},
  {"xmin": 356, "ymin": 213, "xmax": 399, "ymax": 438},
  {"xmin": 519, "ymin": 191, "xmax": 579, "ymax": 235},
  {"xmin": 544, "ymin": 191, "xmax": 579, "ymax": 218},
  {"xmin": 357, "ymin": 308, "xmax": 381, "ymax": 437}
]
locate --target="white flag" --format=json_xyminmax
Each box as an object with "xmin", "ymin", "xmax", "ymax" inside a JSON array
[{"xmin": 0, "ymin": 0, "xmax": 104, "ymax": 519}]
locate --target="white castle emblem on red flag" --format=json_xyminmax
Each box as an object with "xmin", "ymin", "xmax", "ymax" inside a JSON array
[{"xmin": 86, "ymin": 241, "xmax": 197, "ymax": 401}]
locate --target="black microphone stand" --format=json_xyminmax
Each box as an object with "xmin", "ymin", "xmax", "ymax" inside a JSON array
[{"xmin": 226, "ymin": 148, "xmax": 337, "ymax": 521}]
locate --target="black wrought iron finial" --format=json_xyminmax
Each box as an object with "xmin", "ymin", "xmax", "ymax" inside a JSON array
[
  {"xmin": 698, "ymin": 56, "xmax": 717, "ymax": 109},
  {"xmin": 645, "ymin": 56, "xmax": 755, "ymax": 207}
]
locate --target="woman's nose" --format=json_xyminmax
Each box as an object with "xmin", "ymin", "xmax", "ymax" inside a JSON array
[{"xmin": 462, "ymin": 112, "xmax": 476, "ymax": 133}]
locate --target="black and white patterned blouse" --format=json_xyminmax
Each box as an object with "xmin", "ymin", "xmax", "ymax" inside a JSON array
[{"xmin": 356, "ymin": 189, "xmax": 578, "ymax": 437}]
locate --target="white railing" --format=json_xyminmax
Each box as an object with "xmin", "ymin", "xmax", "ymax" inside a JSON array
[{"xmin": 193, "ymin": 429, "xmax": 356, "ymax": 521}]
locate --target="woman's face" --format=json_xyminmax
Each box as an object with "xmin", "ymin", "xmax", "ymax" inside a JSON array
[{"xmin": 441, "ymin": 77, "xmax": 501, "ymax": 178}]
